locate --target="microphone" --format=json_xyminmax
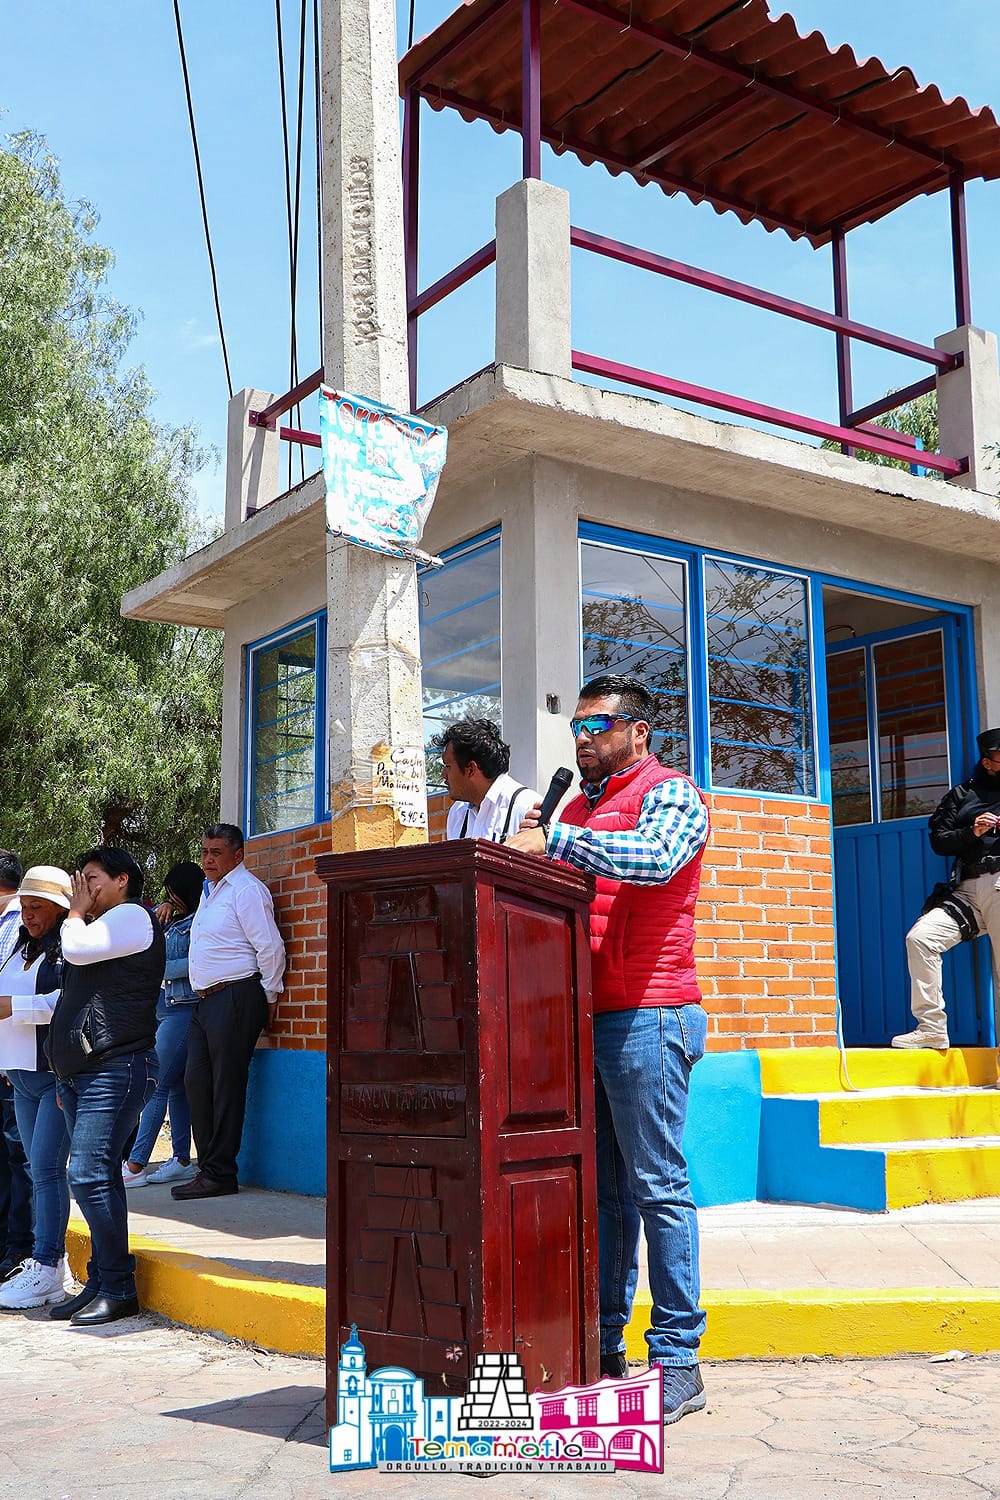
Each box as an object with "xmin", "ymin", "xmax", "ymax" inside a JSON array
[{"xmin": 537, "ymin": 767, "xmax": 575, "ymax": 825}]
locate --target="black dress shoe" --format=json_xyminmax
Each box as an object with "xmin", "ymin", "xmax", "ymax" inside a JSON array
[
  {"xmin": 600, "ymin": 1352, "xmax": 628, "ymax": 1379},
  {"xmin": 171, "ymin": 1172, "xmax": 238, "ymax": 1200},
  {"xmin": 50, "ymin": 1285, "xmax": 99, "ymax": 1320},
  {"xmin": 70, "ymin": 1293, "xmax": 141, "ymax": 1326}
]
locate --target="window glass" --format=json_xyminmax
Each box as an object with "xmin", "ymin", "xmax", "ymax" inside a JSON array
[
  {"xmin": 580, "ymin": 541, "xmax": 689, "ymax": 771},
  {"xmin": 249, "ymin": 622, "xmax": 319, "ymax": 834},
  {"xmin": 874, "ymin": 632, "xmax": 950, "ymax": 820},
  {"xmin": 827, "ymin": 647, "xmax": 872, "ymax": 826},
  {"xmin": 419, "ymin": 534, "xmax": 501, "ymax": 788},
  {"xmin": 705, "ymin": 559, "xmax": 815, "ymax": 795}
]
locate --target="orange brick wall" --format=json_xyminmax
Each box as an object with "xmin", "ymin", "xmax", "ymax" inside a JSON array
[
  {"xmin": 249, "ymin": 792, "xmax": 838, "ymax": 1056},
  {"xmin": 245, "ymin": 825, "xmax": 332, "ymax": 1053},
  {"xmin": 698, "ymin": 794, "xmax": 837, "ymax": 1052}
]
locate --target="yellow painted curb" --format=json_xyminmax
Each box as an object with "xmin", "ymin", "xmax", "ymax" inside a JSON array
[
  {"xmin": 66, "ymin": 1221, "xmax": 1000, "ymax": 1365},
  {"xmin": 885, "ymin": 1144, "xmax": 1000, "ymax": 1209},
  {"xmin": 66, "ymin": 1219, "xmax": 325, "ymax": 1358},
  {"xmin": 625, "ymin": 1289, "xmax": 1000, "ymax": 1361}
]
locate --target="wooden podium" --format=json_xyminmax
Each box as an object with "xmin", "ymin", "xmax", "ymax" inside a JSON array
[{"xmin": 317, "ymin": 839, "xmax": 599, "ymax": 1411}]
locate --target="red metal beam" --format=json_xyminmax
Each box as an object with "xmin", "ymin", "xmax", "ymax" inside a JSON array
[
  {"xmin": 557, "ymin": 0, "xmax": 964, "ymax": 175},
  {"xmin": 571, "ymin": 350, "xmax": 968, "ymax": 477},
  {"xmin": 424, "ymin": 84, "xmax": 817, "ymax": 238},
  {"xmin": 844, "ymin": 372, "xmax": 943, "ymax": 429},
  {"xmin": 951, "ymin": 173, "xmax": 973, "ymax": 327},
  {"xmin": 409, "ymin": 241, "xmax": 497, "ymax": 317},
  {"xmin": 633, "ymin": 88, "xmax": 753, "ymax": 172},
  {"xmin": 831, "ymin": 166, "xmax": 948, "ymax": 236},
  {"xmin": 250, "ymin": 367, "xmax": 325, "ymax": 429},
  {"xmin": 569, "ymin": 227, "xmax": 957, "ymax": 368},
  {"xmin": 279, "ymin": 425, "xmax": 322, "ymax": 449},
  {"xmin": 522, "ymin": 0, "xmax": 542, "ymax": 178}
]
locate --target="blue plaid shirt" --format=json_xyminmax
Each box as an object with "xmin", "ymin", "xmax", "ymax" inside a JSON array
[{"xmin": 546, "ymin": 760, "xmax": 709, "ymax": 884}]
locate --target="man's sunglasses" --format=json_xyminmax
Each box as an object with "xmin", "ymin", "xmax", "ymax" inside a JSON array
[{"xmin": 570, "ymin": 713, "xmax": 637, "ymax": 738}]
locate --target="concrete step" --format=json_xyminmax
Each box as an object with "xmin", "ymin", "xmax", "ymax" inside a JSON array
[
  {"xmin": 759, "ymin": 1046, "xmax": 997, "ymax": 1096},
  {"xmin": 814, "ymin": 1085, "xmax": 1000, "ymax": 1145}
]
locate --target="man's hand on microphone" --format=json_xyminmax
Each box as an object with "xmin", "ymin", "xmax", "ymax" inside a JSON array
[
  {"xmin": 506, "ymin": 825, "xmax": 548, "ymax": 857},
  {"xmin": 516, "ymin": 800, "xmax": 543, "ymax": 831}
]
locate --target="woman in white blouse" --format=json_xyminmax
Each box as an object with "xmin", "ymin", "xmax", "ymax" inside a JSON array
[{"xmin": 0, "ymin": 867, "xmax": 74, "ymax": 1310}]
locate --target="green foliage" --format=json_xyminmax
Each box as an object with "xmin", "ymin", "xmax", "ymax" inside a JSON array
[
  {"xmin": 821, "ymin": 391, "xmax": 940, "ymax": 474},
  {"xmin": 0, "ymin": 132, "xmax": 222, "ymax": 879}
]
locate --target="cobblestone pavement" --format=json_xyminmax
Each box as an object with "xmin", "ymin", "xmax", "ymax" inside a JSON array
[{"xmin": 1, "ymin": 1309, "xmax": 999, "ymax": 1499}]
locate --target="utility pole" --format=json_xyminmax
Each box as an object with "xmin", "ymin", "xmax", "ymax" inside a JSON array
[{"xmin": 320, "ymin": 0, "xmax": 428, "ymax": 852}]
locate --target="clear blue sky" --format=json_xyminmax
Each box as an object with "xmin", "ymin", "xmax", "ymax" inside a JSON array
[{"xmin": 3, "ymin": 1, "xmax": 1000, "ymax": 516}]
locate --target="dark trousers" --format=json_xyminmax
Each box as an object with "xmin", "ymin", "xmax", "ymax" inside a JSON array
[
  {"xmin": 0, "ymin": 1076, "xmax": 33, "ymax": 1262},
  {"xmin": 184, "ymin": 978, "xmax": 268, "ymax": 1186}
]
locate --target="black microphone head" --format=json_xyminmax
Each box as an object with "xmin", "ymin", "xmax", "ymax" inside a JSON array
[{"xmin": 538, "ymin": 766, "xmax": 576, "ymax": 823}]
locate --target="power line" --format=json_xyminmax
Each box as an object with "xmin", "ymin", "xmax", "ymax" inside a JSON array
[{"xmin": 172, "ymin": 0, "xmax": 233, "ymax": 399}]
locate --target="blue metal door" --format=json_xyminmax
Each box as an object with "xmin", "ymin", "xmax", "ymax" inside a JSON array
[{"xmin": 827, "ymin": 617, "xmax": 988, "ymax": 1047}]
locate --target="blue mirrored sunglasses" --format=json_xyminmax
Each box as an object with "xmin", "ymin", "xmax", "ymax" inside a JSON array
[{"xmin": 570, "ymin": 713, "xmax": 637, "ymax": 738}]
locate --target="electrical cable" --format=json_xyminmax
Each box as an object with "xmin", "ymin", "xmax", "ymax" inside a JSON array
[
  {"xmin": 313, "ymin": 0, "xmax": 323, "ymax": 377},
  {"xmin": 275, "ymin": 0, "xmax": 296, "ymax": 487},
  {"xmin": 408, "ymin": 0, "xmax": 417, "ymax": 51},
  {"xmin": 291, "ymin": 0, "xmax": 309, "ymax": 483},
  {"xmin": 172, "ymin": 0, "xmax": 233, "ymax": 399}
]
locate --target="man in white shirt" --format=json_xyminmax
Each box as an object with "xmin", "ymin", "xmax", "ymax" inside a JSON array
[
  {"xmin": 438, "ymin": 719, "xmax": 540, "ymax": 843},
  {"xmin": 174, "ymin": 824, "xmax": 286, "ymax": 1201}
]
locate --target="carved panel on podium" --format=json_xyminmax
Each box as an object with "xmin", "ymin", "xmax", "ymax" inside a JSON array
[
  {"xmin": 340, "ymin": 883, "xmax": 466, "ymax": 1137},
  {"xmin": 498, "ymin": 894, "xmax": 578, "ymax": 1130}
]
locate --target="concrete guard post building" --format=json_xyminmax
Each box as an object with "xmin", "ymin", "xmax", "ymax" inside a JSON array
[{"xmin": 124, "ymin": 0, "xmax": 1000, "ymax": 1213}]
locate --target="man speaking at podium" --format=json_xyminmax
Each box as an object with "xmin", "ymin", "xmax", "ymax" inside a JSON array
[{"xmin": 507, "ymin": 673, "xmax": 710, "ymax": 1425}]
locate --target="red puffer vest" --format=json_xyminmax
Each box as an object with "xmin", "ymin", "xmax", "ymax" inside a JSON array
[{"xmin": 559, "ymin": 754, "xmax": 708, "ymax": 1014}]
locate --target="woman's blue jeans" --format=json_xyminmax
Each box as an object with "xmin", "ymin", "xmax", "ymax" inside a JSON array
[
  {"xmin": 7, "ymin": 1070, "xmax": 70, "ymax": 1269},
  {"xmin": 57, "ymin": 1052, "xmax": 157, "ymax": 1299},
  {"xmin": 130, "ymin": 1000, "xmax": 195, "ymax": 1167},
  {"xmin": 593, "ymin": 1003, "xmax": 707, "ymax": 1368}
]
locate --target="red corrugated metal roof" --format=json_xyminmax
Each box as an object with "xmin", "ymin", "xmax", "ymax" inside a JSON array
[{"xmin": 400, "ymin": 0, "xmax": 1000, "ymax": 245}]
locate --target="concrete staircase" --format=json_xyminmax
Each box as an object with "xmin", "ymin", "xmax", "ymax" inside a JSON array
[{"xmin": 758, "ymin": 1047, "xmax": 1000, "ymax": 1211}]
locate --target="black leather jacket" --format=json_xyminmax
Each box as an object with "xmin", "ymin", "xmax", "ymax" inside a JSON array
[{"xmin": 928, "ymin": 766, "xmax": 1000, "ymax": 879}]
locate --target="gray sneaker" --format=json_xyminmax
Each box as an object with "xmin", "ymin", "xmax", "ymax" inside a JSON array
[
  {"xmin": 145, "ymin": 1157, "xmax": 197, "ymax": 1186},
  {"xmin": 660, "ymin": 1364, "xmax": 706, "ymax": 1425},
  {"xmin": 890, "ymin": 1028, "xmax": 949, "ymax": 1050}
]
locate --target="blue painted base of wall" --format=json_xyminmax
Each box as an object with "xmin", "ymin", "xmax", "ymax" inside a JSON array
[
  {"xmin": 758, "ymin": 1096, "xmax": 888, "ymax": 1211},
  {"xmin": 239, "ymin": 1048, "xmax": 326, "ymax": 1197},
  {"xmin": 238, "ymin": 1045, "xmax": 764, "ymax": 1206},
  {"xmin": 685, "ymin": 1050, "xmax": 761, "ymax": 1207}
]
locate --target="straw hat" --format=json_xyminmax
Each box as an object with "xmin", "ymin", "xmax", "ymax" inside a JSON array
[{"xmin": 18, "ymin": 866, "xmax": 73, "ymax": 910}]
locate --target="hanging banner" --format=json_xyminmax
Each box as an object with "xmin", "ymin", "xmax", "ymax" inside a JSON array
[{"xmin": 320, "ymin": 385, "xmax": 447, "ymax": 565}]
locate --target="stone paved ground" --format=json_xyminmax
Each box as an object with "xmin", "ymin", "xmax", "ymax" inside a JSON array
[{"xmin": 2, "ymin": 1310, "xmax": 999, "ymax": 1499}]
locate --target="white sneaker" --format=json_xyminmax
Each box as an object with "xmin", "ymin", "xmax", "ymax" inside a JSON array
[
  {"xmin": 0, "ymin": 1258, "xmax": 70, "ymax": 1309},
  {"xmin": 144, "ymin": 1157, "xmax": 197, "ymax": 1186},
  {"xmin": 890, "ymin": 1028, "xmax": 949, "ymax": 1050},
  {"xmin": 122, "ymin": 1162, "xmax": 148, "ymax": 1189},
  {"xmin": 59, "ymin": 1255, "xmax": 76, "ymax": 1295}
]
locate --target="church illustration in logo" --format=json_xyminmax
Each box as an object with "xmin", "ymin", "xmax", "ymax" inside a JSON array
[{"xmin": 329, "ymin": 1327, "xmax": 663, "ymax": 1473}]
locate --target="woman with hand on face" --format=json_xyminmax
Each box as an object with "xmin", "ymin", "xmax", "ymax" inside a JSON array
[
  {"xmin": 0, "ymin": 867, "xmax": 75, "ymax": 1311},
  {"xmin": 46, "ymin": 847, "xmax": 164, "ymax": 1326},
  {"xmin": 122, "ymin": 861, "xmax": 204, "ymax": 1188}
]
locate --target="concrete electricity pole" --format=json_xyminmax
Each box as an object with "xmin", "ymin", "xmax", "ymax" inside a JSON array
[{"xmin": 320, "ymin": 0, "xmax": 429, "ymax": 852}]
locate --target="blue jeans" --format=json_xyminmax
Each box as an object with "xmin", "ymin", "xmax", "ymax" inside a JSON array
[
  {"xmin": 593, "ymin": 1003, "xmax": 707, "ymax": 1367},
  {"xmin": 7, "ymin": 1070, "xmax": 70, "ymax": 1268},
  {"xmin": 130, "ymin": 999, "xmax": 194, "ymax": 1167},
  {"xmin": 57, "ymin": 1053, "xmax": 157, "ymax": 1299}
]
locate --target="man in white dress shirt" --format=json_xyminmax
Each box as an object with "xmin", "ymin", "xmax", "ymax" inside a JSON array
[
  {"xmin": 0, "ymin": 850, "xmax": 32, "ymax": 1281},
  {"xmin": 438, "ymin": 719, "xmax": 540, "ymax": 843},
  {"xmin": 173, "ymin": 824, "xmax": 285, "ymax": 1201}
]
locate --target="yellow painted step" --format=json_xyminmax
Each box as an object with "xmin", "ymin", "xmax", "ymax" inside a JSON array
[
  {"xmin": 819, "ymin": 1088, "xmax": 1000, "ymax": 1145},
  {"xmin": 759, "ymin": 1046, "xmax": 997, "ymax": 1096},
  {"xmin": 883, "ymin": 1140, "xmax": 1000, "ymax": 1209}
]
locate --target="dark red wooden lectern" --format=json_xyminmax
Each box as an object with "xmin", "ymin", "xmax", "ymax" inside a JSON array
[{"xmin": 317, "ymin": 839, "xmax": 599, "ymax": 1413}]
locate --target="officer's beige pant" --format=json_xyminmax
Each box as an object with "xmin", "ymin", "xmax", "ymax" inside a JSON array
[{"xmin": 905, "ymin": 872, "xmax": 1000, "ymax": 1036}]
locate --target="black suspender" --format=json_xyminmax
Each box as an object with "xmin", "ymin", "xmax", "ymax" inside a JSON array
[{"xmin": 459, "ymin": 785, "xmax": 531, "ymax": 841}]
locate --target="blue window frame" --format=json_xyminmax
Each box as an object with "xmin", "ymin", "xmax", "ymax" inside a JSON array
[
  {"xmin": 580, "ymin": 525, "xmax": 817, "ymax": 797},
  {"xmin": 419, "ymin": 530, "xmax": 501, "ymax": 789},
  {"xmin": 245, "ymin": 612, "xmax": 327, "ymax": 835}
]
